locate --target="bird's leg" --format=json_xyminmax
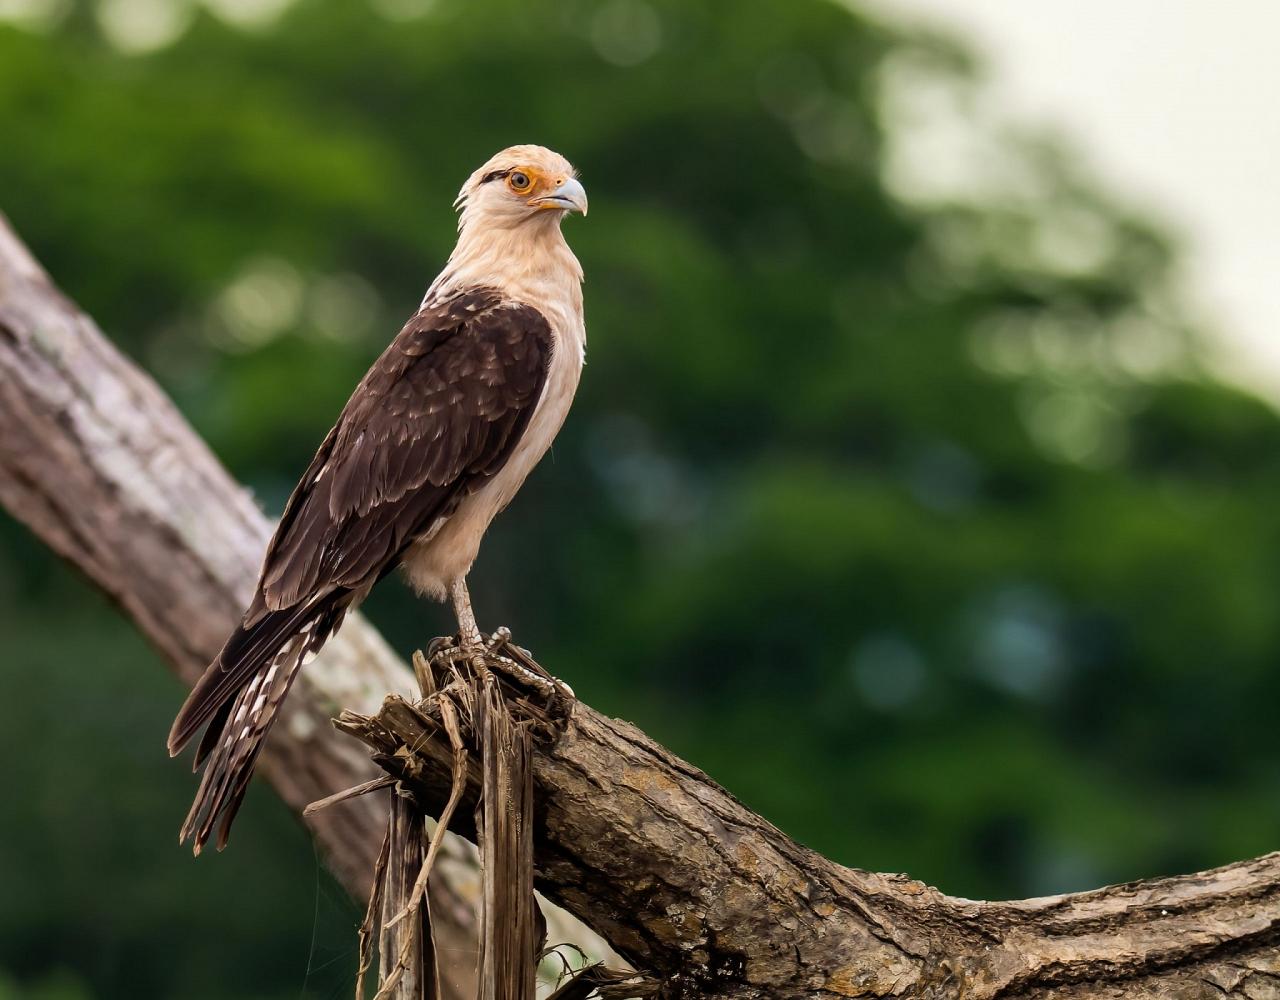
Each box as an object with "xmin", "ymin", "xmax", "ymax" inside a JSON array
[
  {"xmin": 449, "ymin": 578, "xmax": 485, "ymax": 654},
  {"xmin": 427, "ymin": 579, "xmax": 487, "ymax": 678}
]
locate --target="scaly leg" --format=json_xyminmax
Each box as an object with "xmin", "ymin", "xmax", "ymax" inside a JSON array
[{"xmin": 449, "ymin": 577, "xmax": 484, "ymax": 653}]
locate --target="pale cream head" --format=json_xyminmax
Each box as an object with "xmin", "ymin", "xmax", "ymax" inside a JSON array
[
  {"xmin": 454, "ymin": 145, "xmax": 587, "ymax": 233},
  {"xmin": 430, "ymin": 145, "xmax": 587, "ymax": 316}
]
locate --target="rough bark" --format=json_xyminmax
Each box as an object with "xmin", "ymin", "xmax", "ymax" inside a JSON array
[
  {"xmin": 0, "ymin": 214, "xmax": 612, "ymax": 996},
  {"xmin": 340, "ymin": 683, "xmax": 1280, "ymax": 999}
]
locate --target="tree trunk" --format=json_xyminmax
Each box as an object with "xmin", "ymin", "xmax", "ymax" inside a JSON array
[{"xmin": 0, "ymin": 213, "xmax": 405, "ymax": 892}]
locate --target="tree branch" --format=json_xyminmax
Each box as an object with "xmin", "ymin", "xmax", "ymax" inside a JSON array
[{"xmin": 340, "ymin": 674, "xmax": 1280, "ymax": 998}]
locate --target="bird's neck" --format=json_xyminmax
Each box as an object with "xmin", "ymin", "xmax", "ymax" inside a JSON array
[{"xmin": 430, "ymin": 218, "xmax": 584, "ymax": 325}]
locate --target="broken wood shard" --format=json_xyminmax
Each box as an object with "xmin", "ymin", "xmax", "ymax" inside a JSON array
[
  {"xmin": 476, "ymin": 673, "xmax": 540, "ymax": 1000},
  {"xmin": 375, "ymin": 792, "xmax": 437, "ymax": 1000}
]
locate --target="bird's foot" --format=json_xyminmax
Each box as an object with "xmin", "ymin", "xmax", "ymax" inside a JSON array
[
  {"xmin": 425, "ymin": 634, "xmax": 482, "ymax": 674},
  {"xmin": 481, "ymin": 627, "xmax": 576, "ymax": 705},
  {"xmin": 423, "ymin": 628, "xmax": 574, "ymax": 721}
]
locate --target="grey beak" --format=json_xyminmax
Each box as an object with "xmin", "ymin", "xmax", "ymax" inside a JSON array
[{"xmin": 536, "ymin": 177, "xmax": 588, "ymax": 216}]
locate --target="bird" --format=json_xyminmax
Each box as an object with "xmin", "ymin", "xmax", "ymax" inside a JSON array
[{"xmin": 167, "ymin": 145, "xmax": 588, "ymax": 854}]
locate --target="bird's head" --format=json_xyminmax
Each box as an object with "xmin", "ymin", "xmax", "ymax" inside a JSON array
[{"xmin": 454, "ymin": 145, "xmax": 588, "ymax": 233}]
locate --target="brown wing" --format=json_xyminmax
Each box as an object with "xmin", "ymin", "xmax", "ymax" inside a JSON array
[
  {"xmin": 256, "ymin": 286, "xmax": 554, "ymax": 613},
  {"xmin": 167, "ymin": 286, "xmax": 553, "ymax": 850}
]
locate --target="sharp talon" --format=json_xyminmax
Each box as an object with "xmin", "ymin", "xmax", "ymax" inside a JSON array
[
  {"xmin": 426, "ymin": 635, "xmax": 455, "ymax": 659},
  {"xmin": 475, "ymin": 626, "xmax": 577, "ymax": 708},
  {"xmin": 426, "ymin": 635, "xmax": 477, "ymax": 677}
]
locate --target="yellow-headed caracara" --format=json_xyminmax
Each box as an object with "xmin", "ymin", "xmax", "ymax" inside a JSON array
[{"xmin": 168, "ymin": 145, "xmax": 588, "ymax": 853}]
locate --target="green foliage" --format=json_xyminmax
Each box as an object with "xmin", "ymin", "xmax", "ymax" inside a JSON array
[{"xmin": 2, "ymin": 0, "xmax": 1279, "ymax": 995}]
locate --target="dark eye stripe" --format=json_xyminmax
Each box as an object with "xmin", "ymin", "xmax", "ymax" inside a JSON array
[{"xmin": 480, "ymin": 168, "xmax": 512, "ymax": 185}]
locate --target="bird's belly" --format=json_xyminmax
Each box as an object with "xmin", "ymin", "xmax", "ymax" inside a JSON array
[
  {"xmin": 401, "ymin": 331, "xmax": 582, "ymax": 601},
  {"xmin": 400, "ymin": 499, "xmax": 495, "ymax": 601}
]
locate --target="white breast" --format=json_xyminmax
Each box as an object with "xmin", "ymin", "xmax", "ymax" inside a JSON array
[
  {"xmin": 470, "ymin": 300, "xmax": 583, "ymax": 519},
  {"xmin": 401, "ymin": 299, "xmax": 585, "ymax": 601}
]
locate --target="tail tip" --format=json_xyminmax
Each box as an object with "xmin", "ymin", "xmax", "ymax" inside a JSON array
[{"xmin": 166, "ymin": 714, "xmax": 191, "ymax": 758}]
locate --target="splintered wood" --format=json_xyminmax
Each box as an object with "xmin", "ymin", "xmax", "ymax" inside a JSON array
[
  {"xmin": 476, "ymin": 677, "xmax": 542, "ymax": 1000},
  {"xmin": 320, "ymin": 634, "xmax": 573, "ymax": 1000},
  {"xmin": 375, "ymin": 791, "xmax": 437, "ymax": 998}
]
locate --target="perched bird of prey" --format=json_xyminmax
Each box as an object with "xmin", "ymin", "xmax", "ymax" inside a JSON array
[{"xmin": 168, "ymin": 145, "xmax": 588, "ymax": 853}]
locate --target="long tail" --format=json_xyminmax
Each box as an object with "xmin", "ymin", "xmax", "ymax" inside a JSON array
[{"xmin": 168, "ymin": 591, "xmax": 352, "ymax": 854}]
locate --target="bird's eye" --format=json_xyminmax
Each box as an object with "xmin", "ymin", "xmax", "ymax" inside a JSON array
[{"xmin": 508, "ymin": 171, "xmax": 531, "ymax": 192}]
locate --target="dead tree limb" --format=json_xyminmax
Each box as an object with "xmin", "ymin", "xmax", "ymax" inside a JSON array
[
  {"xmin": 338, "ymin": 658, "xmax": 1280, "ymax": 1000},
  {"xmin": 0, "ymin": 214, "xmax": 612, "ymax": 995}
]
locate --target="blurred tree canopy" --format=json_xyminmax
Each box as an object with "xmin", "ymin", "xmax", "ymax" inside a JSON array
[{"xmin": 2, "ymin": 0, "xmax": 1280, "ymax": 996}]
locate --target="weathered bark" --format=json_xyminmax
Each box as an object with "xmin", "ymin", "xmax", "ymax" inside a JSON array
[
  {"xmin": 340, "ymin": 683, "xmax": 1280, "ymax": 999},
  {"xmin": 4, "ymin": 212, "xmax": 1278, "ymax": 999},
  {"xmin": 379, "ymin": 791, "xmax": 435, "ymax": 999},
  {"xmin": 0, "ymin": 214, "xmax": 612, "ymax": 996}
]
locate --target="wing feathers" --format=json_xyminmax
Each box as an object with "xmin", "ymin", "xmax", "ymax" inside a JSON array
[{"xmin": 257, "ymin": 288, "xmax": 552, "ymax": 606}]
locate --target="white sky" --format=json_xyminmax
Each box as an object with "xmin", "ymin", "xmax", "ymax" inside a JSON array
[{"xmin": 868, "ymin": 0, "xmax": 1280, "ymax": 401}]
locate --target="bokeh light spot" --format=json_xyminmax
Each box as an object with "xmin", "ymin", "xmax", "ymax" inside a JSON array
[
  {"xmin": 211, "ymin": 256, "xmax": 305, "ymax": 350},
  {"xmin": 590, "ymin": 0, "xmax": 661, "ymax": 67},
  {"xmin": 851, "ymin": 633, "xmax": 929, "ymax": 711},
  {"xmin": 96, "ymin": 0, "xmax": 192, "ymax": 53}
]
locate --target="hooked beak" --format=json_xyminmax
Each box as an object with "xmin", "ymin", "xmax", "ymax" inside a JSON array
[{"xmin": 533, "ymin": 177, "xmax": 588, "ymax": 216}]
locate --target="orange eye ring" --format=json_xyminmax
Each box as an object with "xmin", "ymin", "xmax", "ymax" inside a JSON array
[{"xmin": 508, "ymin": 171, "xmax": 532, "ymax": 193}]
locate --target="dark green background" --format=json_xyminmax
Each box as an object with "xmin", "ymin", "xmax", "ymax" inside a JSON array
[{"xmin": 2, "ymin": 0, "xmax": 1278, "ymax": 996}]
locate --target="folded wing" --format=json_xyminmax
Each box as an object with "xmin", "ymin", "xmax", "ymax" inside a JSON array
[{"xmin": 168, "ymin": 286, "xmax": 553, "ymax": 852}]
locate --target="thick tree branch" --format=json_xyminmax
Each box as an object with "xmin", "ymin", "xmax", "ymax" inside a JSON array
[{"xmin": 340, "ymin": 674, "xmax": 1280, "ymax": 998}]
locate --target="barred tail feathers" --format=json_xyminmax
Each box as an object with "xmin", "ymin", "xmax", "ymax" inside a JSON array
[
  {"xmin": 171, "ymin": 592, "xmax": 352, "ymax": 853},
  {"xmin": 178, "ymin": 635, "xmax": 308, "ymax": 853},
  {"xmin": 169, "ymin": 599, "xmax": 324, "ymax": 757}
]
